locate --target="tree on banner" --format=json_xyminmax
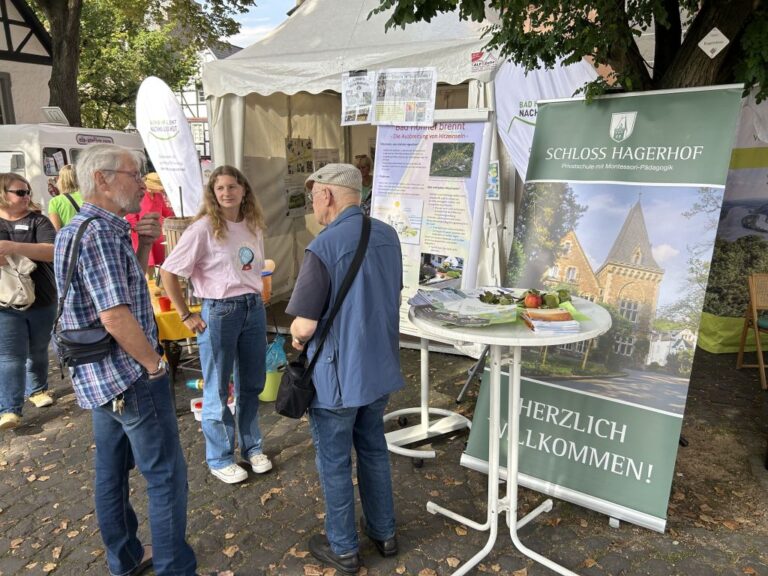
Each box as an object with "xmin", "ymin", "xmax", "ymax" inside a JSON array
[
  {"xmin": 506, "ymin": 182, "xmax": 586, "ymax": 289},
  {"xmin": 373, "ymin": 1, "xmax": 768, "ymax": 101}
]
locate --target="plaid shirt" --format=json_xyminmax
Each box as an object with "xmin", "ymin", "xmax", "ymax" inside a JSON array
[{"xmin": 54, "ymin": 203, "xmax": 159, "ymax": 409}]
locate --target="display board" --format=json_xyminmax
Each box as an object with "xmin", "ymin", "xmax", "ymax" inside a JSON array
[
  {"xmin": 463, "ymin": 86, "xmax": 743, "ymax": 532},
  {"xmin": 370, "ymin": 109, "xmax": 492, "ymax": 337}
]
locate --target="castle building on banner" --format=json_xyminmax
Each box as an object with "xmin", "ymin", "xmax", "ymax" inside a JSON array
[{"xmin": 544, "ymin": 201, "xmax": 664, "ymax": 359}]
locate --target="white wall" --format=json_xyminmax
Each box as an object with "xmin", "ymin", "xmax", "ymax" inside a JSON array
[{"xmin": 0, "ymin": 60, "xmax": 50, "ymax": 123}]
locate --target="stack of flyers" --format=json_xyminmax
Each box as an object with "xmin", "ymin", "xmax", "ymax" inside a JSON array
[{"xmin": 520, "ymin": 308, "xmax": 580, "ymax": 334}]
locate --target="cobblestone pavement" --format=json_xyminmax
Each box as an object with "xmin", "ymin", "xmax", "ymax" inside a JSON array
[{"xmin": 1, "ymin": 347, "xmax": 767, "ymax": 576}]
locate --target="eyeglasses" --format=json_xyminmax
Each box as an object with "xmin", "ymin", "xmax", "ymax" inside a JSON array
[
  {"xmin": 306, "ymin": 187, "xmax": 332, "ymax": 203},
  {"xmin": 102, "ymin": 169, "xmax": 143, "ymax": 183},
  {"xmin": 7, "ymin": 189, "xmax": 31, "ymax": 197}
]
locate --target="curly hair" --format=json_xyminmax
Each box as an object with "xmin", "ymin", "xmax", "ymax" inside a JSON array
[
  {"xmin": 0, "ymin": 172, "xmax": 41, "ymax": 211},
  {"xmin": 194, "ymin": 165, "xmax": 265, "ymax": 240}
]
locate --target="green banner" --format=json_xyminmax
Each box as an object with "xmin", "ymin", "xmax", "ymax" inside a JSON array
[
  {"xmin": 468, "ymin": 85, "xmax": 743, "ymax": 532},
  {"xmin": 528, "ymin": 86, "xmax": 743, "ymax": 186},
  {"xmin": 465, "ymin": 372, "xmax": 682, "ymax": 520}
]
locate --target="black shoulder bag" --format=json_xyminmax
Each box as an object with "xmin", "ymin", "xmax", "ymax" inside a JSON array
[
  {"xmin": 275, "ymin": 215, "xmax": 371, "ymax": 418},
  {"xmin": 52, "ymin": 217, "xmax": 114, "ymax": 368},
  {"xmin": 63, "ymin": 193, "xmax": 81, "ymax": 213}
]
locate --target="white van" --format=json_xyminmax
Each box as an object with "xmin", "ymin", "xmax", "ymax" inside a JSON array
[{"xmin": 0, "ymin": 124, "xmax": 144, "ymax": 213}]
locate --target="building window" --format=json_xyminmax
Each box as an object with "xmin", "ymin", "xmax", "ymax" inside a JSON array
[
  {"xmin": 548, "ymin": 264, "xmax": 559, "ymax": 278},
  {"xmin": 618, "ymin": 299, "xmax": 639, "ymax": 323},
  {"xmin": 560, "ymin": 340, "xmax": 588, "ymax": 354},
  {"xmin": 0, "ymin": 73, "xmax": 15, "ymax": 124},
  {"xmin": 632, "ymin": 249, "xmax": 642, "ymax": 265},
  {"xmin": 566, "ymin": 266, "xmax": 577, "ymax": 282},
  {"xmin": 613, "ymin": 335, "xmax": 635, "ymax": 356},
  {"xmin": 562, "ymin": 241, "xmax": 572, "ymax": 255}
]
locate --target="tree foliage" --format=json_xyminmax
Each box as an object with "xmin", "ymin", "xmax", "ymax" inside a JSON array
[
  {"xmin": 32, "ymin": 0, "xmax": 256, "ymax": 127},
  {"xmin": 703, "ymin": 235, "xmax": 768, "ymax": 317},
  {"xmin": 78, "ymin": 0, "xmax": 199, "ymax": 129},
  {"xmin": 373, "ymin": 0, "xmax": 768, "ymax": 101},
  {"xmin": 505, "ymin": 182, "xmax": 586, "ymax": 288}
]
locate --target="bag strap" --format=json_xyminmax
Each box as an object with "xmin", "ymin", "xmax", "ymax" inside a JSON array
[
  {"xmin": 63, "ymin": 193, "xmax": 80, "ymax": 213},
  {"xmin": 54, "ymin": 216, "xmax": 99, "ymax": 324},
  {"xmin": 302, "ymin": 214, "xmax": 371, "ymax": 374}
]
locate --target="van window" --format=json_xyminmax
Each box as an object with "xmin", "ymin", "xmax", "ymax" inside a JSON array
[
  {"xmin": 70, "ymin": 148, "xmax": 82, "ymax": 166},
  {"xmin": 0, "ymin": 151, "xmax": 25, "ymax": 175},
  {"xmin": 43, "ymin": 147, "xmax": 67, "ymax": 176}
]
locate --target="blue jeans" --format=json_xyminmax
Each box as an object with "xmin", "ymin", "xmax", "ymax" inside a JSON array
[
  {"xmin": 92, "ymin": 373, "xmax": 197, "ymax": 576},
  {"xmin": 198, "ymin": 293, "xmax": 266, "ymax": 468},
  {"xmin": 0, "ymin": 303, "xmax": 56, "ymax": 416},
  {"xmin": 309, "ymin": 394, "xmax": 396, "ymax": 555}
]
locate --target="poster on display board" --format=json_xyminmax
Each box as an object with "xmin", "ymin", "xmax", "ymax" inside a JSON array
[
  {"xmin": 463, "ymin": 86, "xmax": 743, "ymax": 532},
  {"xmin": 371, "ymin": 109, "xmax": 492, "ymax": 336},
  {"xmin": 372, "ymin": 67, "xmax": 437, "ymax": 126},
  {"xmin": 341, "ymin": 70, "xmax": 375, "ymax": 126}
]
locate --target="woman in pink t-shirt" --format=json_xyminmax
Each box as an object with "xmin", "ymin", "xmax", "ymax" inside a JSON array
[
  {"xmin": 160, "ymin": 166, "xmax": 272, "ymax": 484},
  {"xmin": 125, "ymin": 172, "xmax": 175, "ymax": 268}
]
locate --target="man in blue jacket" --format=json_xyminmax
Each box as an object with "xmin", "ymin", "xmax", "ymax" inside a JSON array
[{"xmin": 287, "ymin": 164, "xmax": 404, "ymax": 574}]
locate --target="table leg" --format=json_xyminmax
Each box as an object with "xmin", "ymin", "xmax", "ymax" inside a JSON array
[
  {"xmin": 426, "ymin": 344, "xmax": 503, "ymax": 575},
  {"xmin": 385, "ymin": 337, "xmax": 471, "ymax": 459},
  {"xmin": 505, "ymin": 345, "xmax": 580, "ymax": 576}
]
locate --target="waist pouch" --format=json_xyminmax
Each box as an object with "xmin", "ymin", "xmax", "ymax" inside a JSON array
[{"xmin": 53, "ymin": 325, "xmax": 113, "ymax": 368}]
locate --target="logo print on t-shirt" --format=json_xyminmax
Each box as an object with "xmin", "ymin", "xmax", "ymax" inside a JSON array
[{"xmin": 238, "ymin": 246, "xmax": 255, "ymax": 271}]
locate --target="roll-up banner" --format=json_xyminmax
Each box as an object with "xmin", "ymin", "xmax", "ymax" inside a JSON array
[
  {"xmin": 136, "ymin": 76, "xmax": 203, "ymax": 217},
  {"xmin": 463, "ymin": 86, "xmax": 743, "ymax": 532}
]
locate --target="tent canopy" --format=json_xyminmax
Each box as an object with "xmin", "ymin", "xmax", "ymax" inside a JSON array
[{"xmin": 203, "ymin": 0, "xmax": 493, "ymax": 98}]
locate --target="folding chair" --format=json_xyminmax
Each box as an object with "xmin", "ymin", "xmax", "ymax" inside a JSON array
[{"xmin": 736, "ymin": 273, "xmax": 768, "ymax": 390}]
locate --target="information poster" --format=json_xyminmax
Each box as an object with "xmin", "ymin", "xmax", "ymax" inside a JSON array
[
  {"xmin": 372, "ymin": 67, "xmax": 437, "ymax": 126},
  {"xmin": 342, "ymin": 70, "xmax": 375, "ymax": 126},
  {"xmin": 372, "ymin": 121, "xmax": 485, "ymax": 334},
  {"xmin": 463, "ymin": 86, "xmax": 743, "ymax": 532}
]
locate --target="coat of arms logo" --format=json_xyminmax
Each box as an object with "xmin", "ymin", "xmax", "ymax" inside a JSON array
[{"xmin": 609, "ymin": 112, "xmax": 637, "ymax": 143}]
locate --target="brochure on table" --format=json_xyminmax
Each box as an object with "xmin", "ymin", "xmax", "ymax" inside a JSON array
[
  {"xmin": 370, "ymin": 109, "xmax": 493, "ymax": 338},
  {"xmin": 462, "ymin": 86, "xmax": 743, "ymax": 533}
]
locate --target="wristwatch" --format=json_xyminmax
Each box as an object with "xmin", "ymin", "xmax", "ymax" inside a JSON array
[{"xmin": 148, "ymin": 358, "xmax": 168, "ymax": 380}]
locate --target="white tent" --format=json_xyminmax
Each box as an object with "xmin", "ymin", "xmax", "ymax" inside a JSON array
[{"xmin": 202, "ymin": 0, "xmax": 501, "ymax": 298}]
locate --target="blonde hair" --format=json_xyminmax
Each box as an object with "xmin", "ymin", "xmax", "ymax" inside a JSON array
[
  {"xmin": 0, "ymin": 172, "xmax": 41, "ymax": 211},
  {"xmin": 57, "ymin": 164, "xmax": 78, "ymax": 194},
  {"xmin": 354, "ymin": 155, "xmax": 372, "ymax": 171},
  {"xmin": 195, "ymin": 165, "xmax": 265, "ymax": 240}
]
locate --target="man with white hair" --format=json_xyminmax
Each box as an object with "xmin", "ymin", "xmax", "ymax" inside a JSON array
[
  {"xmin": 287, "ymin": 163, "xmax": 404, "ymax": 574},
  {"xmin": 54, "ymin": 144, "xmax": 232, "ymax": 576}
]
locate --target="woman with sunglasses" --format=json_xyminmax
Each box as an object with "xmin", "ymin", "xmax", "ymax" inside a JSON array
[{"xmin": 0, "ymin": 173, "xmax": 57, "ymax": 431}]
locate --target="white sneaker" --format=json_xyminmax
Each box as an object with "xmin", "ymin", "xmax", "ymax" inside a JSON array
[
  {"xmin": 0, "ymin": 413, "xmax": 21, "ymax": 431},
  {"xmin": 249, "ymin": 453, "xmax": 273, "ymax": 474},
  {"xmin": 210, "ymin": 463, "xmax": 248, "ymax": 484}
]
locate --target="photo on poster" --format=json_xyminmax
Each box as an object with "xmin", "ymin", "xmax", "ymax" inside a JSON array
[
  {"xmin": 419, "ymin": 252, "xmax": 464, "ymax": 286},
  {"xmin": 429, "ymin": 143, "xmax": 475, "ymax": 178},
  {"xmin": 371, "ymin": 196, "xmax": 423, "ymax": 245},
  {"xmin": 505, "ymin": 182, "xmax": 722, "ymax": 415}
]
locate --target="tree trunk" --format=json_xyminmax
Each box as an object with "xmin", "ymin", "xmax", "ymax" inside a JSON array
[
  {"xmin": 659, "ymin": 0, "xmax": 755, "ymax": 89},
  {"xmin": 33, "ymin": 0, "xmax": 83, "ymax": 126}
]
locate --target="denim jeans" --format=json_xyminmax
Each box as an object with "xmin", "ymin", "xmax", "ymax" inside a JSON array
[
  {"xmin": 309, "ymin": 394, "xmax": 396, "ymax": 555},
  {"xmin": 92, "ymin": 373, "xmax": 197, "ymax": 576},
  {"xmin": 198, "ymin": 293, "xmax": 266, "ymax": 469},
  {"xmin": 0, "ymin": 303, "xmax": 56, "ymax": 416}
]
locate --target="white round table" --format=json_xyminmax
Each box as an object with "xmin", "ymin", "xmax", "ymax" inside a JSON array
[{"xmin": 409, "ymin": 297, "xmax": 612, "ymax": 576}]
